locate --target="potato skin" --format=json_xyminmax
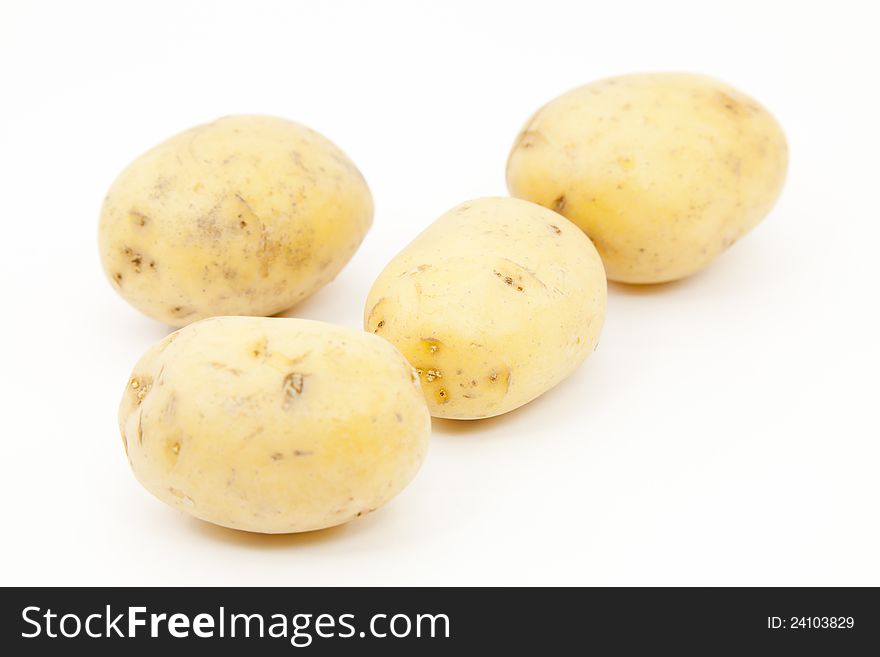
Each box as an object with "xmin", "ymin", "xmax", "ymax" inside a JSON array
[
  {"xmin": 119, "ymin": 317, "xmax": 430, "ymax": 534},
  {"xmin": 99, "ymin": 115, "xmax": 373, "ymax": 326},
  {"xmin": 506, "ymin": 73, "xmax": 788, "ymax": 283},
  {"xmin": 364, "ymin": 197, "xmax": 606, "ymax": 420}
]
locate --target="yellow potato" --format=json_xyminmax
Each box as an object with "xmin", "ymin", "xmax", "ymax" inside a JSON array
[
  {"xmin": 99, "ymin": 115, "xmax": 373, "ymax": 326},
  {"xmin": 119, "ymin": 317, "xmax": 430, "ymax": 533},
  {"xmin": 364, "ymin": 197, "xmax": 606, "ymax": 419},
  {"xmin": 506, "ymin": 73, "xmax": 788, "ymax": 283}
]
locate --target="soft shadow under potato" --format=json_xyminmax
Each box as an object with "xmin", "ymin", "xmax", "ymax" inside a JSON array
[{"xmin": 185, "ymin": 510, "xmax": 385, "ymax": 549}]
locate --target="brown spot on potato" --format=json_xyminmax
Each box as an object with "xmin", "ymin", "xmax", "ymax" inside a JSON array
[
  {"xmin": 210, "ymin": 362, "xmax": 242, "ymax": 375},
  {"xmin": 553, "ymin": 195, "xmax": 567, "ymax": 212},
  {"xmin": 282, "ymin": 372, "xmax": 305, "ymax": 407},
  {"xmin": 251, "ymin": 337, "xmax": 267, "ymax": 358},
  {"xmin": 293, "ymin": 449, "xmax": 313, "ymax": 457},
  {"xmin": 436, "ymin": 388, "xmax": 449, "ymax": 404},
  {"xmin": 130, "ymin": 210, "xmax": 150, "ymax": 226},
  {"xmin": 270, "ymin": 452, "xmax": 284, "ymax": 461},
  {"xmin": 515, "ymin": 129, "xmax": 547, "ymax": 150},
  {"xmin": 493, "ymin": 269, "xmax": 525, "ymax": 291},
  {"xmin": 170, "ymin": 306, "xmax": 194, "ymax": 319},
  {"xmin": 549, "ymin": 224, "xmax": 562, "ymax": 235},
  {"xmin": 113, "ymin": 272, "xmax": 123, "ymax": 285}
]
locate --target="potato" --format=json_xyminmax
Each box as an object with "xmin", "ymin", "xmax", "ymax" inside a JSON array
[
  {"xmin": 506, "ymin": 73, "xmax": 788, "ymax": 283},
  {"xmin": 119, "ymin": 316, "xmax": 430, "ymax": 533},
  {"xmin": 364, "ymin": 197, "xmax": 606, "ymax": 419},
  {"xmin": 99, "ymin": 115, "xmax": 373, "ymax": 326}
]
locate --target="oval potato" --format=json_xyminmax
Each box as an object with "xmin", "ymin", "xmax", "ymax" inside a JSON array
[
  {"xmin": 506, "ymin": 73, "xmax": 788, "ymax": 283},
  {"xmin": 364, "ymin": 197, "xmax": 606, "ymax": 419},
  {"xmin": 100, "ymin": 115, "xmax": 373, "ymax": 326},
  {"xmin": 120, "ymin": 317, "xmax": 430, "ymax": 533}
]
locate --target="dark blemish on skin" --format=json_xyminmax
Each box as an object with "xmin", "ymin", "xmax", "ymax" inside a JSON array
[
  {"xmin": 515, "ymin": 130, "xmax": 547, "ymax": 150},
  {"xmin": 462, "ymin": 394, "xmax": 476, "ymax": 399},
  {"xmin": 553, "ymin": 195, "xmax": 566, "ymax": 213},
  {"xmin": 395, "ymin": 263, "xmax": 432, "ymax": 281},
  {"xmin": 282, "ymin": 372, "xmax": 305, "ymax": 407},
  {"xmin": 270, "ymin": 452, "xmax": 284, "ymax": 461},
  {"xmin": 130, "ymin": 210, "xmax": 150, "ymax": 226},
  {"xmin": 136, "ymin": 411, "xmax": 144, "ymax": 445},
  {"xmin": 251, "ymin": 337, "xmax": 268, "ymax": 358},
  {"xmin": 489, "ymin": 371, "xmax": 498, "ymax": 383},
  {"xmin": 395, "ymin": 413, "xmax": 403, "ymax": 422},
  {"xmin": 113, "ymin": 272, "xmax": 123, "ymax": 285},
  {"xmin": 149, "ymin": 260, "xmax": 156, "ymax": 270},
  {"xmin": 436, "ymin": 389, "xmax": 448, "ymax": 403},
  {"xmin": 211, "ymin": 362, "xmax": 242, "ymax": 376},
  {"xmin": 549, "ymin": 224, "xmax": 562, "ymax": 235},
  {"xmin": 493, "ymin": 270, "xmax": 524, "ymax": 292},
  {"xmin": 367, "ymin": 297, "xmax": 386, "ymax": 324},
  {"xmin": 375, "ymin": 320, "xmax": 385, "ymax": 332},
  {"xmin": 456, "ymin": 369, "xmax": 463, "ymax": 375},
  {"xmin": 170, "ymin": 306, "xmax": 194, "ymax": 319},
  {"xmin": 294, "ymin": 449, "xmax": 313, "ymax": 457}
]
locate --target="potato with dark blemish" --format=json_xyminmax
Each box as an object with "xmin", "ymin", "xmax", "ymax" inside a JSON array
[
  {"xmin": 364, "ymin": 197, "xmax": 606, "ymax": 419},
  {"xmin": 507, "ymin": 73, "xmax": 788, "ymax": 283},
  {"xmin": 99, "ymin": 115, "xmax": 373, "ymax": 326},
  {"xmin": 119, "ymin": 316, "xmax": 430, "ymax": 533}
]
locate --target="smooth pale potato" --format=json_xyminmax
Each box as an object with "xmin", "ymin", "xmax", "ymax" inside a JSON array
[
  {"xmin": 506, "ymin": 73, "xmax": 788, "ymax": 283},
  {"xmin": 119, "ymin": 317, "xmax": 430, "ymax": 533},
  {"xmin": 364, "ymin": 197, "xmax": 606, "ymax": 420},
  {"xmin": 99, "ymin": 115, "xmax": 373, "ymax": 326}
]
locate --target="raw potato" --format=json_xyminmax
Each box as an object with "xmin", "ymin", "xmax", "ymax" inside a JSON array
[
  {"xmin": 99, "ymin": 115, "xmax": 373, "ymax": 326},
  {"xmin": 364, "ymin": 197, "xmax": 606, "ymax": 420},
  {"xmin": 506, "ymin": 73, "xmax": 788, "ymax": 283},
  {"xmin": 119, "ymin": 316, "xmax": 430, "ymax": 533}
]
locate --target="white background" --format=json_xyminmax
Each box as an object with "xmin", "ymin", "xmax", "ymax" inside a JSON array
[{"xmin": 1, "ymin": 0, "xmax": 878, "ymax": 586}]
